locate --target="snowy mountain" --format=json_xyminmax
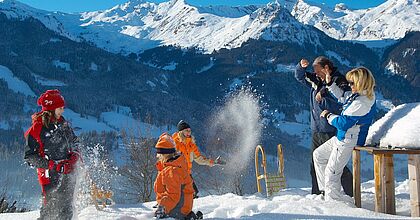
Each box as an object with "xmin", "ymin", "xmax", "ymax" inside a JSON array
[
  {"xmin": 289, "ymin": 0, "xmax": 420, "ymax": 47},
  {"xmin": 1, "ymin": 0, "xmax": 418, "ymax": 53},
  {"xmin": 0, "ymin": 0, "xmax": 324, "ymax": 54},
  {"xmin": 75, "ymin": 0, "xmax": 324, "ymax": 53}
]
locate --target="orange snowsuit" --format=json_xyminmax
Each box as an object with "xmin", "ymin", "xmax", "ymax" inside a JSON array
[
  {"xmin": 172, "ymin": 132, "xmax": 214, "ymax": 174},
  {"xmin": 154, "ymin": 154, "xmax": 194, "ymax": 218}
]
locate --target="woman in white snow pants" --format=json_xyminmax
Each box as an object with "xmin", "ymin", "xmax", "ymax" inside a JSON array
[{"xmin": 313, "ymin": 67, "xmax": 376, "ymax": 201}]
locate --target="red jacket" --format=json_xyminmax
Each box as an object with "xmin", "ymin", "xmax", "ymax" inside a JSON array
[{"xmin": 24, "ymin": 113, "xmax": 78, "ymax": 186}]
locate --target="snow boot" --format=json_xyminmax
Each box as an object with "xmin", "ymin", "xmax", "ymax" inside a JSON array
[{"xmin": 196, "ymin": 211, "xmax": 203, "ymax": 219}]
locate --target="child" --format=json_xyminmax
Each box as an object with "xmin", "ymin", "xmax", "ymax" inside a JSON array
[
  {"xmin": 173, "ymin": 120, "xmax": 225, "ymax": 198},
  {"xmin": 154, "ymin": 133, "xmax": 202, "ymax": 219},
  {"xmin": 24, "ymin": 90, "xmax": 80, "ymax": 220}
]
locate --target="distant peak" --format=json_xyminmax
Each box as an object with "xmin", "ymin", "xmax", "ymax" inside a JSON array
[{"xmin": 334, "ymin": 3, "xmax": 347, "ymax": 11}]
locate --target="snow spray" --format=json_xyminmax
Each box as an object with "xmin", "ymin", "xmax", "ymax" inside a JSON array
[
  {"xmin": 207, "ymin": 88, "xmax": 263, "ymax": 176},
  {"xmin": 73, "ymin": 143, "xmax": 116, "ymax": 216}
]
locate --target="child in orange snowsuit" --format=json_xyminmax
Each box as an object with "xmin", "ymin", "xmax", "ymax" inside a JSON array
[
  {"xmin": 172, "ymin": 120, "xmax": 225, "ymax": 197},
  {"xmin": 154, "ymin": 133, "xmax": 198, "ymax": 219}
]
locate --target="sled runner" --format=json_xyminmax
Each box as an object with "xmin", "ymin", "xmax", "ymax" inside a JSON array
[{"xmin": 255, "ymin": 144, "xmax": 286, "ymax": 197}]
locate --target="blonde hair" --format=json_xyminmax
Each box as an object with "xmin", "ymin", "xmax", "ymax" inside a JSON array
[
  {"xmin": 178, "ymin": 131, "xmax": 196, "ymax": 145},
  {"xmin": 346, "ymin": 67, "xmax": 375, "ymax": 100},
  {"xmin": 157, "ymin": 153, "xmax": 177, "ymax": 163},
  {"xmin": 32, "ymin": 110, "xmax": 56, "ymax": 128}
]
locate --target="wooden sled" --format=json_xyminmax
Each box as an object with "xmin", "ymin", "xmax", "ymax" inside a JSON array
[
  {"xmin": 90, "ymin": 182, "xmax": 114, "ymax": 210},
  {"xmin": 255, "ymin": 144, "xmax": 286, "ymax": 197}
]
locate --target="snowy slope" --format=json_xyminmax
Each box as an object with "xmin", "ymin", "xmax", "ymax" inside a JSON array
[
  {"xmin": 0, "ymin": 64, "xmax": 115, "ymax": 133},
  {"xmin": 0, "ymin": 65, "xmax": 36, "ymax": 97},
  {"xmin": 290, "ymin": 0, "xmax": 420, "ymax": 46},
  {"xmin": 0, "ymin": 180, "xmax": 416, "ymax": 219}
]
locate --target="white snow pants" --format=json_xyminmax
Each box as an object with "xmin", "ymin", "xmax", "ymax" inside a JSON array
[{"xmin": 313, "ymin": 136, "xmax": 355, "ymax": 201}]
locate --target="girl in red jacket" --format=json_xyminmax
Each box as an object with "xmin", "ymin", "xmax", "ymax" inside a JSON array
[{"xmin": 24, "ymin": 90, "xmax": 80, "ymax": 220}]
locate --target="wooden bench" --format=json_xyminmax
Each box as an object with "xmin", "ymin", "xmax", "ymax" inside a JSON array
[{"xmin": 352, "ymin": 146, "xmax": 420, "ymax": 217}]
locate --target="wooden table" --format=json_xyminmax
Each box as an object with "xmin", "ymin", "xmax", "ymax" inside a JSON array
[{"xmin": 352, "ymin": 146, "xmax": 420, "ymax": 217}]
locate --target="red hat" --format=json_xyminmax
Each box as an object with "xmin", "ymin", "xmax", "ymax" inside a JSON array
[
  {"xmin": 155, "ymin": 133, "xmax": 176, "ymax": 154},
  {"xmin": 37, "ymin": 89, "xmax": 65, "ymax": 111}
]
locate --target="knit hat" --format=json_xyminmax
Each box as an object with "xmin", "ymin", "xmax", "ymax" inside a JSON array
[
  {"xmin": 177, "ymin": 120, "xmax": 190, "ymax": 131},
  {"xmin": 155, "ymin": 133, "xmax": 176, "ymax": 154},
  {"xmin": 37, "ymin": 89, "xmax": 65, "ymax": 111}
]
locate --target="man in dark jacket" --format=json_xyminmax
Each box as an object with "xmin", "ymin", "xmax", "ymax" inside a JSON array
[{"xmin": 295, "ymin": 56, "xmax": 353, "ymax": 196}]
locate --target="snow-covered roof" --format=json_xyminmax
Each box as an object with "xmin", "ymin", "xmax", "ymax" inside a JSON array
[{"xmin": 366, "ymin": 102, "xmax": 420, "ymax": 149}]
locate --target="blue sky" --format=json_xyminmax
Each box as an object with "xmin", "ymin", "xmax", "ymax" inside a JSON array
[{"xmin": 17, "ymin": 0, "xmax": 387, "ymax": 13}]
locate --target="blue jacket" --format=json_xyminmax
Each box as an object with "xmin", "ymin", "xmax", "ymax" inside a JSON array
[
  {"xmin": 326, "ymin": 83, "xmax": 376, "ymax": 146},
  {"xmin": 294, "ymin": 63, "xmax": 349, "ymax": 133}
]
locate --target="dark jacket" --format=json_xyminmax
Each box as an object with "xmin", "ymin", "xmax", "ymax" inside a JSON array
[
  {"xmin": 24, "ymin": 114, "xmax": 78, "ymax": 220},
  {"xmin": 295, "ymin": 63, "xmax": 349, "ymax": 133},
  {"xmin": 24, "ymin": 115, "xmax": 78, "ymax": 185}
]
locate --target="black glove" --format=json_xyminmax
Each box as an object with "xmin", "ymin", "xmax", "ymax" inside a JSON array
[
  {"xmin": 154, "ymin": 205, "xmax": 166, "ymax": 219},
  {"xmin": 184, "ymin": 211, "xmax": 197, "ymax": 220},
  {"xmin": 214, "ymin": 156, "xmax": 226, "ymax": 166}
]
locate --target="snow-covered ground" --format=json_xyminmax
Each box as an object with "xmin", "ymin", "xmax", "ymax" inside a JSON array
[{"xmin": 0, "ymin": 180, "xmax": 417, "ymax": 219}]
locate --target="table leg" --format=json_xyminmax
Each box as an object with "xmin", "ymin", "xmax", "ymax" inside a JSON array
[
  {"xmin": 353, "ymin": 149, "xmax": 361, "ymax": 208},
  {"xmin": 383, "ymin": 154, "xmax": 395, "ymax": 215},
  {"xmin": 408, "ymin": 155, "xmax": 420, "ymax": 217},
  {"xmin": 374, "ymin": 154, "xmax": 385, "ymax": 213}
]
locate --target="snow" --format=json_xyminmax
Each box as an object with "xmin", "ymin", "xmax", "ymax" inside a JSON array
[
  {"xmin": 366, "ymin": 102, "xmax": 420, "ymax": 149},
  {"xmin": 63, "ymin": 109, "xmax": 115, "ymax": 134},
  {"xmin": 1, "ymin": 0, "xmax": 417, "ymax": 54},
  {"xmin": 52, "ymin": 60, "xmax": 72, "ymax": 71},
  {"xmin": 146, "ymin": 80, "xmax": 156, "ymax": 88},
  {"xmin": 266, "ymin": 109, "xmax": 311, "ymax": 148},
  {"xmin": 0, "ymin": 65, "xmax": 36, "ymax": 97},
  {"xmin": 32, "ymin": 73, "xmax": 66, "ymax": 87},
  {"xmin": 275, "ymin": 64, "xmax": 295, "ymax": 73},
  {"xmin": 375, "ymin": 92, "xmax": 395, "ymax": 112},
  {"xmin": 49, "ymin": 38, "xmax": 62, "ymax": 43},
  {"xmin": 89, "ymin": 62, "xmax": 98, "ymax": 71},
  {"xmin": 100, "ymin": 111, "xmax": 170, "ymax": 137},
  {"xmin": 402, "ymin": 48, "xmax": 416, "ymax": 58},
  {"xmin": 196, "ymin": 57, "xmax": 215, "ymax": 73},
  {"xmin": 228, "ymin": 78, "xmax": 243, "ymax": 91},
  {"xmin": 1, "ymin": 180, "xmax": 416, "ymax": 219},
  {"xmin": 290, "ymin": 0, "xmax": 420, "ymax": 47},
  {"xmin": 162, "ymin": 61, "xmax": 177, "ymax": 71},
  {"xmin": 385, "ymin": 59, "xmax": 401, "ymax": 76},
  {"xmin": 0, "ymin": 0, "xmax": 321, "ymax": 54},
  {"xmin": 274, "ymin": 120, "xmax": 311, "ymax": 148},
  {"xmin": 325, "ymin": 50, "xmax": 351, "ymax": 67}
]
